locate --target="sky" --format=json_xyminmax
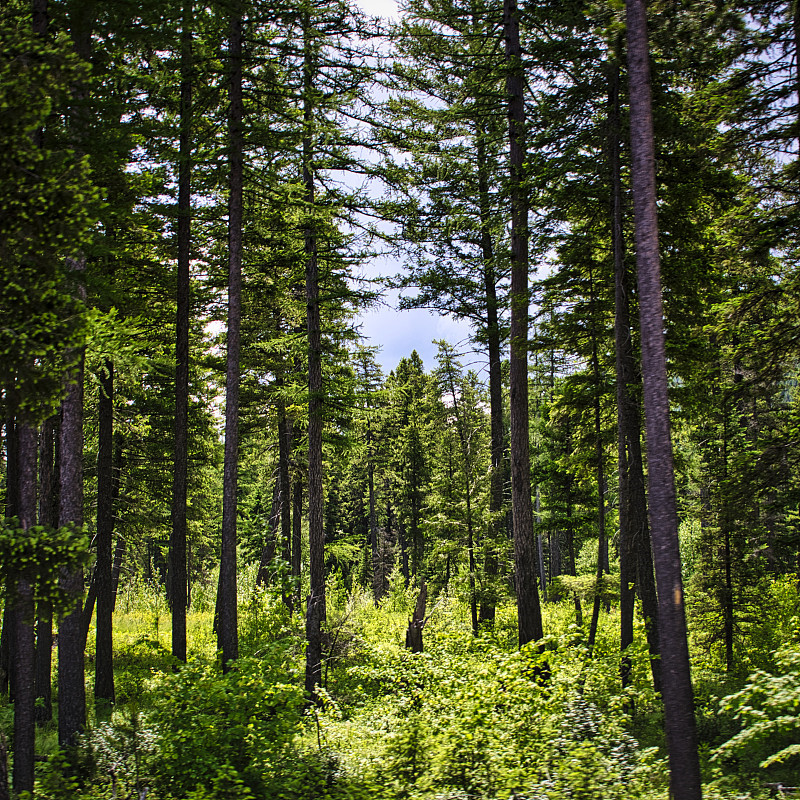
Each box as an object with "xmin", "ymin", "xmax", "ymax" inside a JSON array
[{"xmin": 349, "ymin": 0, "xmax": 474, "ymax": 376}]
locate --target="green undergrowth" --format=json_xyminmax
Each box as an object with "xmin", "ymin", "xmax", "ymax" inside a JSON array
[{"xmin": 11, "ymin": 575, "xmax": 798, "ymax": 799}]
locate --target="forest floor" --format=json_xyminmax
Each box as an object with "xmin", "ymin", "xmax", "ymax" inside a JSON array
[{"xmin": 6, "ymin": 567, "xmax": 799, "ymax": 799}]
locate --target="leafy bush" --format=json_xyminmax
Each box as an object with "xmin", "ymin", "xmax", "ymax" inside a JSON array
[
  {"xmin": 322, "ymin": 623, "xmax": 664, "ymax": 800},
  {"xmin": 147, "ymin": 653, "xmax": 304, "ymax": 798},
  {"xmin": 712, "ymin": 641, "xmax": 800, "ymax": 778}
]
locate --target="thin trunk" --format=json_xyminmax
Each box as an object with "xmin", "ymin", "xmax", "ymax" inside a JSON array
[
  {"xmin": 218, "ymin": 11, "xmax": 243, "ymax": 670},
  {"xmin": 398, "ymin": 519, "xmax": 410, "ymax": 587},
  {"xmin": 611, "ymin": 52, "xmax": 635, "ymax": 691},
  {"xmin": 303, "ymin": 12, "xmax": 326, "ymax": 699},
  {"xmin": 59, "ymin": 0, "xmax": 93, "ymax": 749},
  {"xmin": 721, "ymin": 410, "xmax": 734, "ymax": 673},
  {"xmin": 58, "ymin": 337, "xmax": 86, "ymax": 748},
  {"xmin": 535, "ymin": 486, "xmax": 547, "ymax": 599},
  {"xmin": 35, "ymin": 416, "xmax": 57, "ymax": 723},
  {"xmin": 368, "ymin": 421, "xmax": 384, "ymax": 602},
  {"xmin": 444, "ymin": 360, "xmax": 478, "ymax": 636},
  {"xmin": 278, "ymin": 397, "xmax": 292, "ymax": 608},
  {"xmin": 625, "ymin": 2, "xmax": 701, "ymax": 797},
  {"xmin": 256, "ymin": 479, "xmax": 281, "ymax": 585},
  {"xmin": 111, "ymin": 439, "xmax": 124, "ymax": 611},
  {"xmin": 612, "ymin": 45, "xmax": 661, "ymax": 696},
  {"xmin": 171, "ymin": 0, "xmax": 193, "ymax": 665},
  {"xmin": 12, "ymin": 424, "xmax": 36, "ymax": 797},
  {"xmin": 504, "ymin": 0, "xmax": 543, "ymax": 647},
  {"xmin": 1, "ymin": 416, "xmax": 16, "ymax": 700},
  {"xmin": 292, "ymin": 470, "xmax": 303, "ymax": 612},
  {"xmin": 587, "ymin": 275, "xmax": 606, "ymax": 654},
  {"xmin": 95, "ymin": 362, "xmax": 114, "ymax": 707},
  {"xmin": 477, "ymin": 126, "xmax": 502, "ymax": 625}
]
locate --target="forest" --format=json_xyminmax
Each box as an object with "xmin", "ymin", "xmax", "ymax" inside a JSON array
[{"xmin": 2, "ymin": 0, "xmax": 800, "ymax": 797}]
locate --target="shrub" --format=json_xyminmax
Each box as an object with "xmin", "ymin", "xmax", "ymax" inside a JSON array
[
  {"xmin": 712, "ymin": 641, "xmax": 800, "ymax": 779},
  {"xmin": 148, "ymin": 652, "xmax": 304, "ymax": 798}
]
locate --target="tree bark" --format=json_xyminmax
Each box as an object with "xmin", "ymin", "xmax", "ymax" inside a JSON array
[
  {"xmin": 405, "ymin": 582, "xmax": 427, "ymax": 653},
  {"xmin": 477, "ymin": 127, "xmax": 502, "ymax": 625},
  {"xmin": 35, "ymin": 416, "xmax": 57, "ymax": 723},
  {"xmin": 278, "ymin": 397, "xmax": 292, "ymax": 608},
  {"xmin": 58, "ymin": 333, "xmax": 86, "ymax": 748},
  {"xmin": 95, "ymin": 361, "xmax": 114, "ymax": 707},
  {"xmin": 625, "ymin": 1, "xmax": 701, "ymax": 796},
  {"xmin": 1, "ymin": 416, "xmax": 16, "ymax": 700},
  {"xmin": 610, "ymin": 44, "xmax": 661, "ymax": 697},
  {"xmin": 12, "ymin": 424, "xmax": 36, "ymax": 797},
  {"xmin": 292, "ymin": 467, "xmax": 303, "ymax": 612},
  {"xmin": 171, "ymin": 0, "xmax": 193, "ymax": 665},
  {"xmin": 503, "ymin": 0, "xmax": 543, "ymax": 647},
  {"xmin": 218, "ymin": 11, "xmax": 243, "ymax": 671},
  {"xmin": 303, "ymin": 12, "xmax": 326, "ymax": 699}
]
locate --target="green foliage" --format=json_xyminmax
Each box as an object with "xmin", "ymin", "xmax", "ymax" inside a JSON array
[
  {"xmin": 318, "ymin": 614, "xmax": 664, "ymax": 800},
  {"xmin": 147, "ymin": 654, "xmax": 304, "ymax": 798},
  {"xmin": 713, "ymin": 641, "xmax": 800, "ymax": 776},
  {"xmin": 0, "ymin": 521, "xmax": 91, "ymax": 611}
]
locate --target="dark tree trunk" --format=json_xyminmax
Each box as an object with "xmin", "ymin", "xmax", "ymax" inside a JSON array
[
  {"xmin": 1, "ymin": 416, "xmax": 16, "ymax": 700},
  {"xmin": 721, "ymin": 411, "xmax": 734, "ymax": 673},
  {"xmin": 444, "ymin": 361, "xmax": 479, "ymax": 636},
  {"xmin": 611, "ymin": 45, "xmax": 661, "ymax": 696},
  {"xmin": 292, "ymin": 469, "xmax": 303, "ymax": 612},
  {"xmin": 0, "ymin": 731, "xmax": 9, "ymax": 800},
  {"xmin": 278, "ymin": 397, "xmax": 292, "ymax": 608},
  {"xmin": 503, "ymin": 0, "xmax": 543, "ymax": 647},
  {"xmin": 587, "ymin": 311, "xmax": 606, "ymax": 654},
  {"xmin": 95, "ymin": 361, "xmax": 114, "ymax": 707},
  {"xmin": 218, "ymin": 12, "xmax": 243, "ymax": 671},
  {"xmin": 368, "ymin": 421, "xmax": 382, "ymax": 602},
  {"xmin": 398, "ymin": 519, "xmax": 410, "ymax": 587},
  {"xmin": 256, "ymin": 479, "xmax": 281, "ymax": 586},
  {"xmin": 477, "ymin": 127, "xmax": 502, "ymax": 625},
  {"xmin": 35, "ymin": 416, "xmax": 58, "ymax": 723},
  {"xmin": 171, "ymin": 0, "xmax": 193, "ymax": 665},
  {"xmin": 303, "ymin": 12, "xmax": 326, "ymax": 699},
  {"xmin": 58, "ymin": 343, "xmax": 86, "ymax": 748},
  {"xmin": 625, "ymin": 2, "xmax": 701, "ymax": 796},
  {"xmin": 12, "ymin": 424, "xmax": 36, "ymax": 797},
  {"xmin": 610, "ymin": 53, "xmax": 635, "ymax": 691},
  {"xmin": 405, "ymin": 582, "xmax": 427, "ymax": 653}
]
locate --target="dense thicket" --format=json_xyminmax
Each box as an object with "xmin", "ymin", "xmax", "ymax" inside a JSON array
[{"xmin": 2, "ymin": 0, "xmax": 800, "ymax": 797}]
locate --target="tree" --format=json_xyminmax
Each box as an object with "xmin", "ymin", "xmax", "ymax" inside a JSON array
[
  {"xmin": 503, "ymin": 0, "xmax": 542, "ymax": 647},
  {"xmin": 384, "ymin": 0, "xmax": 509, "ymax": 621},
  {"xmin": 218, "ymin": 6, "xmax": 244, "ymax": 671},
  {"xmin": 625, "ymin": 0, "xmax": 701, "ymax": 795},
  {"xmin": 171, "ymin": 0, "xmax": 193, "ymax": 665}
]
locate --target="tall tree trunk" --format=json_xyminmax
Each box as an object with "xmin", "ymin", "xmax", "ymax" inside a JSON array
[
  {"xmin": 278, "ymin": 396, "xmax": 292, "ymax": 608},
  {"xmin": 218, "ymin": 11, "xmax": 243, "ymax": 671},
  {"xmin": 477, "ymin": 127, "xmax": 502, "ymax": 625},
  {"xmin": 625, "ymin": 2, "xmax": 701, "ymax": 796},
  {"xmin": 0, "ymin": 416, "xmax": 16, "ymax": 700},
  {"xmin": 58, "ymin": 317, "xmax": 86, "ymax": 749},
  {"xmin": 292, "ymin": 468, "xmax": 303, "ymax": 612},
  {"xmin": 610, "ymin": 46, "xmax": 661, "ymax": 697},
  {"xmin": 443, "ymin": 358, "xmax": 479, "ymax": 635},
  {"xmin": 95, "ymin": 362, "xmax": 115, "ymax": 707},
  {"xmin": 587, "ymin": 305, "xmax": 606, "ymax": 654},
  {"xmin": 35, "ymin": 416, "xmax": 58, "ymax": 723},
  {"xmin": 368, "ymin": 420, "xmax": 382, "ymax": 602},
  {"xmin": 503, "ymin": 0, "xmax": 543, "ymax": 647},
  {"xmin": 171, "ymin": 0, "xmax": 193, "ymax": 665},
  {"xmin": 12, "ymin": 425, "xmax": 36, "ymax": 797},
  {"xmin": 303, "ymin": 12, "xmax": 326, "ymax": 699},
  {"xmin": 611, "ymin": 52, "xmax": 635, "ymax": 691}
]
